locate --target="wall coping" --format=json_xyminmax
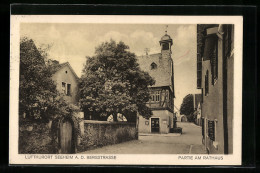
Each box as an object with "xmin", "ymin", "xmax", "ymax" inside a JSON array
[{"xmin": 84, "ymin": 120, "xmax": 136, "ymax": 125}]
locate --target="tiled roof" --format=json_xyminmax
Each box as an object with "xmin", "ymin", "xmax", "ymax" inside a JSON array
[
  {"xmin": 50, "ymin": 62, "xmax": 79, "ymax": 79},
  {"xmin": 137, "ymin": 53, "xmax": 172, "ymax": 88}
]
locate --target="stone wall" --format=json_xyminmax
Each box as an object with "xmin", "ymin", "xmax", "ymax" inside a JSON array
[
  {"xmin": 19, "ymin": 122, "xmax": 56, "ymax": 154},
  {"xmin": 77, "ymin": 121, "xmax": 137, "ymax": 153}
]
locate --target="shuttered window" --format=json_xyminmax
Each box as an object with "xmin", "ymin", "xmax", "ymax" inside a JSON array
[
  {"xmin": 197, "ymin": 54, "xmax": 202, "ymax": 88},
  {"xmin": 205, "ymin": 70, "xmax": 209, "ymax": 95},
  {"xmin": 208, "ymin": 120, "xmax": 215, "ymax": 141},
  {"xmin": 203, "ymin": 35, "xmax": 217, "ymax": 61},
  {"xmin": 201, "ymin": 88, "xmax": 204, "ymax": 103},
  {"xmin": 203, "ymin": 35, "xmax": 218, "ymax": 85},
  {"xmin": 201, "ymin": 118, "xmax": 205, "ymax": 137},
  {"xmin": 211, "ymin": 37, "xmax": 218, "ymax": 85},
  {"xmin": 224, "ymin": 25, "xmax": 232, "ymax": 58}
]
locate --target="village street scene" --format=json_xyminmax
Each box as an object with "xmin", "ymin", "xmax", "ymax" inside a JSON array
[
  {"xmin": 81, "ymin": 122, "xmax": 205, "ymax": 154},
  {"xmin": 18, "ymin": 23, "xmax": 234, "ymax": 155}
]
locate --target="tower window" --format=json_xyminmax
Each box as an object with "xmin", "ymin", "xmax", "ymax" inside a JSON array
[
  {"xmin": 162, "ymin": 43, "xmax": 169, "ymax": 50},
  {"xmin": 151, "ymin": 62, "xmax": 157, "ymax": 70}
]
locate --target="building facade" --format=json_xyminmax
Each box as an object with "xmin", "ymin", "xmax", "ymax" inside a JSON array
[
  {"xmin": 193, "ymin": 94, "xmax": 202, "ymax": 126},
  {"xmin": 137, "ymin": 32, "xmax": 175, "ymax": 134},
  {"xmin": 197, "ymin": 24, "xmax": 234, "ymax": 154},
  {"xmin": 51, "ymin": 62, "xmax": 79, "ymax": 104}
]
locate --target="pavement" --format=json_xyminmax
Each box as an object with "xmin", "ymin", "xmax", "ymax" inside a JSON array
[{"xmin": 79, "ymin": 122, "xmax": 207, "ymax": 154}]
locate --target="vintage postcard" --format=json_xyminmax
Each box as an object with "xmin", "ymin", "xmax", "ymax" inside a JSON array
[{"xmin": 9, "ymin": 15, "xmax": 242, "ymax": 165}]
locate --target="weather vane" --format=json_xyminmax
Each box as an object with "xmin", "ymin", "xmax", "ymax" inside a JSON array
[{"xmin": 165, "ymin": 25, "xmax": 168, "ymax": 35}]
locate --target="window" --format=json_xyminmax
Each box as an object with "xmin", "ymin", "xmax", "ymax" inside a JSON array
[
  {"xmin": 67, "ymin": 84, "xmax": 71, "ymax": 96},
  {"xmin": 205, "ymin": 70, "xmax": 209, "ymax": 96},
  {"xmin": 203, "ymin": 35, "xmax": 217, "ymax": 61},
  {"xmin": 201, "ymin": 118, "xmax": 205, "ymax": 137},
  {"xmin": 62, "ymin": 82, "xmax": 66, "ymax": 94},
  {"xmin": 197, "ymin": 54, "xmax": 202, "ymax": 88},
  {"xmin": 208, "ymin": 120, "xmax": 215, "ymax": 141},
  {"xmin": 155, "ymin": 91, "xmax": 160, "ymax": 102},
  {"xmin": 162, "ymin": 43, "xmax": 169, "ymax": 50},
  {"xmin": 211, "ymin": 38, "xmax": 218, "ymax": 85},
  {"xmin": 151, "ymin": 62, "xmax": 157, "ymax": 70},
  {"xmin": 201, "ymin": 88, "xmax": 204, "ymax": 103},
  {"xmin": 205, "ymin": 118, "xmax": 208, "ymax": 137},
  {"xmin": 151, "ymin": 90, "xmax": 160, "ymax": 102},
  {"xmin": 151, "ymin": 94, "xmax": 155, "ymax": 102},
  {"xmin": 61, "ymin": 82, "xmax": 71, "ymax": 96}
]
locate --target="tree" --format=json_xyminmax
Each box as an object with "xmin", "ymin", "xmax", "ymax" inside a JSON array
[
  {"xmin": 79, "ymin": 40, "xmax": 155, "ymax": 122},
  {"xmin": 19, "ymin": 37, "xmax": 79, "ymax": 123},
  {"xmin": 19, "ymin": 37, "xmax": 82, "ymax": 154},
  {"xmin": 180, "ymin": 94, "xmax": 194, "ymax": 122}
]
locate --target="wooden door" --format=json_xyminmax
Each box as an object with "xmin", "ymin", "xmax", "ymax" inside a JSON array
[
  {"xmin": 60, "ymin": 120, "xmax": 73, "ymax": 154},
  {"xmin": 151, "ymin": 118, "xmax": 160, "ymax": 133}
]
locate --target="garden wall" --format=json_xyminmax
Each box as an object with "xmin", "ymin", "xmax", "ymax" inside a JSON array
[
  {"xmin": 19, "ymin": 122, "xmax": 56, "ymax": 154},
  {"xmin": 77, "ymin": 120, "xmax": 137, "ymax": 153}
]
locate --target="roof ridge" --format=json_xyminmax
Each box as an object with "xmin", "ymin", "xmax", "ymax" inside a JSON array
[{"xmin": 51, "ymin": 61, "xmax": 79, "ymax": 79}]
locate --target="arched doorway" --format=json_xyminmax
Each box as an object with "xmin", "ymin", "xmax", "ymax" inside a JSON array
[
  {"xmin": 60, "ymin": 119, "xmax": 73, "ymax": 154},
  {"xmin": 181, "ymin": 116, "xmax": 186, "ymax": 122}
]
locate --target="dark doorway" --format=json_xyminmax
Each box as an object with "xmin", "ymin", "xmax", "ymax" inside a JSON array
[
  {"xmin": 60, "ymin": 120, "xmax": 73, "ymax": 154},
  {"xmin": 151, "ymin": 118, "xmax": 160, "ymax": 133}
]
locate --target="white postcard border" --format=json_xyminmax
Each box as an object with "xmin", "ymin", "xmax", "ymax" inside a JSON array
[{"xmin": 10, "ymin": 15, "xmax": 243, "ymax": 165}]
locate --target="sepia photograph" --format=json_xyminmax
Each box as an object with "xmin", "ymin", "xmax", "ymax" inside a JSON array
[{"xmin": 9, "ymin": 15, "xmax": 242, "ymax": 165}]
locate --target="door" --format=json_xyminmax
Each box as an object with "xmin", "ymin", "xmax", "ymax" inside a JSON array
[
  {"xmin": 60, "ymin": 120, "xmax": 73, "ymax": 154},
  {"xmin": 151, "ymin": 118, "xmax": 160, "ymax": 133}
]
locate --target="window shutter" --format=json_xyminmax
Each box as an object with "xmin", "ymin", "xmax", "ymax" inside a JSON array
[
  {"xmin": 224, "ymin": 25, "xmax": 232, "ymax": 58},
  {"xmin": 201, "ymin": 88, "xmax": 204, "ymax": 103},
  {"xmin": 208, "ymin": 120, "xmax": 215, "ymax": 141},
  {"xmin": 203, "ymin": 35, "xmax": 217, "ymax": 61},
  {"xmin": 201, "ymin": 118, "xmax": 205, "ymax": 137},
  {"xmin": 211, "ymin": 37, "xmax": 218, "ymax": 85},
  {"xmin": 205, "ymin": 71, "xmax": 209, "ymax": 95},
  {"xmin": 197, "ymin": 54, "xmax": 202, "ymax": 88}
]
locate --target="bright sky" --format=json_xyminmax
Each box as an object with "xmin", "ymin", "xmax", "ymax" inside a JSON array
[{"xmin": 20, "ymin": 23, "xmax": 201, "ymax": 110}]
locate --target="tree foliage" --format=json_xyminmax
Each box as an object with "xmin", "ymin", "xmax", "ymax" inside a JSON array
[
  {"xmin": 19, "ymin": 37, "xmax": 80, "ymax": 124},
  {"xmin": 79, "ymin": 40, "xmax": 155, "ymax": 121},
  {"xmin": 180, "ymin": 94, "xmax": 194, "ymax": 122}
]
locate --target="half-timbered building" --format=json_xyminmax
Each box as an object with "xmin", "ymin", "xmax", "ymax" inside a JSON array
[{"xmin": 137, "ymin": 32, "xmax": 175, "ymax": 134}]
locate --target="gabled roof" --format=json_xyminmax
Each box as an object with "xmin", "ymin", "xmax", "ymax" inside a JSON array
[
  {"xmin": 137, "ymin": 53, "xmax": 174, "ymax": 94},
  {"xmin": 50, "ymin": 62, "xmax": 79, "ymax": 79}
]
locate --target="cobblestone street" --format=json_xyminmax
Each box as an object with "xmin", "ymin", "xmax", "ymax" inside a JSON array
[{"xmin": 80, "ymin": 122, "xmax": 207, "ymax": 154}]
